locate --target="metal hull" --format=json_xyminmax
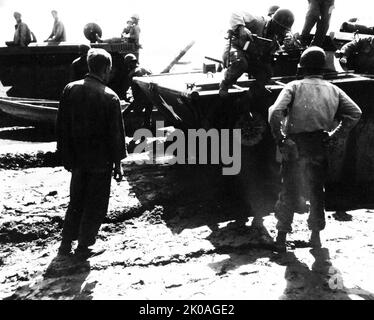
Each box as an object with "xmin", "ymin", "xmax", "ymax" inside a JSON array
[
  {"xmin": 134, "ymin": 70, "xmax": 374, "ymax": 210},
  {"xmin": 0, "ymin": 97, "xmax": 58, "ymax": 126},
  {"xmin": 0, "ymin": 42, "xmax": 137, "ymax": 100}
]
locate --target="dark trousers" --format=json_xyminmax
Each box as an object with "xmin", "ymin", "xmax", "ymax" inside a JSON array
[
  {"xmin": 61, "ymin": 167, "xmax": 112, "ymax": 247},
  {"xmin": 275, "ymin": 132, "xmax": 328, "ymax": 233},
  {"xmin": 301, "ymin": 0, "xmax": 335, "ymax": 47},
  {"xmin": 222, "ymin": 48, "xmax": 272, "ymax": 94}
]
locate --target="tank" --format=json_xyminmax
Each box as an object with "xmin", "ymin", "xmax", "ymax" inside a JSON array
[{"xmin": 133, "ymin": 69, "xmax": 374, "ymax": 210}]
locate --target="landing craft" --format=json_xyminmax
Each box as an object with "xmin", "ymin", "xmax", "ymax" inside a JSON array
[{"xmin": 0, "ymin": 23, "xmax": 138, "ymax": 125}]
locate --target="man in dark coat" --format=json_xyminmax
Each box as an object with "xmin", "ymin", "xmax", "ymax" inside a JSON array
[{"xmin": 56, "ymin": 48, "xmax": 127, "ymax": 259}]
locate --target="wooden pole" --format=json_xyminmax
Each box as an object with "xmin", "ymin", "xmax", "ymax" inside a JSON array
[{"xmin": 161, "ymin": 40, "xmax": 195, "ymax": 74}]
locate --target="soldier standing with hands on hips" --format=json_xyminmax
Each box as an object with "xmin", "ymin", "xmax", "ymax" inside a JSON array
[{"xmin": 268, "ymin": 47, "xmax": 362, "ymax": 252}]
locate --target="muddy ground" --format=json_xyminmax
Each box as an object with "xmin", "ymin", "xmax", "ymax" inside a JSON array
[{"xmin": 0, "ymin": 115, "xmax": 374, "ymax": 300}]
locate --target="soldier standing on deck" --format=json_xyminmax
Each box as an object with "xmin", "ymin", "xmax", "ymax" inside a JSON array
[
  {"xmin": 219, "ymin": 8, "xmax": 295, "ymax": 98},
  {"xmin": 300, "ymin": 0, "xmax": 335, "ymax": 47},
  {"xmin": 268, "ymin": 47, "xmax": 362, "ymax": 252},
  {"xmin": 56, "ymin": 48, "xmax": 127, "ymax": 259}
]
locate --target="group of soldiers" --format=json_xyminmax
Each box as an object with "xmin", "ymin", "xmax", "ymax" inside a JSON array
[
  {"xmin": 5, "ymin": 11, "xmax": 141, "ymax": 48},
  {"xmin": 51, "ymin": 2, "xmax": 367, "ymax": 258},
  {"xmin": 5, "ymin": 10, "xmax": 65, "ymax": 47},
  {"xmin": 219, "ymin": 2, "xmax": 364, "ymax": 252}
]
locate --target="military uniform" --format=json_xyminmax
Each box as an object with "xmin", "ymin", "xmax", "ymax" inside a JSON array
[
  {"xmin": 269, "ymin": 75, "xmax": 362, "ymax": 234},
  {"xmin": 340, "ymin": 37, "xmax": 374, "ymax": 74},
  {"xmin": 123, "ymin": 65, "xmax": 153, "ymax": 129},
  {"xmin": 6, "ymin": 21, "xmax": 32, "ymax": 47},
  {"xmin": 221, "ymin": 12, "xmax": 278, "ymax": 95},
  {"xmin": 47, "ymin": 19, "xmax": 66, "ymax": 42},
  {"xmin": 301, "ymin": 0, "xmax": 335, "ymax": 47}
]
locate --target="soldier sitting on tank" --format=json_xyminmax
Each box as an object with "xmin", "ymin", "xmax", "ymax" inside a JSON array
[
  {"xmin": 6, "ymin": 12, "xmax": 33, "ymax": 47},
  {"xmin": 219, "ymin": 8, "xmax": 295, "ymax": 99},
  {"xmin": 336, "ymin": 36, "xmax": 374, "ymax": 74},
  {"xmin": 45, "ymin": 10, "xmax": 66, "ymax": 43},
  {"xmin": 122, "ymin": 53, "xmax": 153, "ymax": 129}
]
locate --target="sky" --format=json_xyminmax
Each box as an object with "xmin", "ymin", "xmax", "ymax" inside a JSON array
[{"xmin": 0, "ymin": 0, "xmax": 374, "ymax": 72}]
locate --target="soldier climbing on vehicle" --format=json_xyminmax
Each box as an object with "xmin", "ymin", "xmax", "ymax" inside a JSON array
[
  {"xmin": 122, "ymin": 53, "xmax": 153, "ymax": 130},
  {"xmin": 219, "ymin": 8, "xmax": 295, "ymax": 99}
]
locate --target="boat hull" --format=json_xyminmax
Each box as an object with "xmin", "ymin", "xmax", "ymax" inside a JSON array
[{"xmin": 134, "ymin": 71, "xmax": 374, "ymax": 210}]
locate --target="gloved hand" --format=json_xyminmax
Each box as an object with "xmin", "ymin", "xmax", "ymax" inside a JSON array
[
  {"xmin": 279, "ymin": 138, "xmax": 299, "ymax": 161},
  {"xmin": 237, "ymin": 25, "xmax": 254, "ymax": 42},
  {"xmin": 339, "ymin": 56, "xmax": 348, "ymax": 65}
]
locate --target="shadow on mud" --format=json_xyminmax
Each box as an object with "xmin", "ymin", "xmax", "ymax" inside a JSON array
[{"xmin": 272, "ymin": 248, "xmax": 374, "ymax": 300}]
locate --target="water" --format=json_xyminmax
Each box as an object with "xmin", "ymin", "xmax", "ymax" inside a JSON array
[{"xmin": 0, "ymin": 0, "xmax": 374, "ymax": 72}]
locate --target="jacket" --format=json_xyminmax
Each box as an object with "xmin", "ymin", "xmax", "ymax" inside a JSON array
[
  {"xmin": 268, "ymin": 76, "xmax": 362, "ymax": 142},
  {"xmin": 56, "ymin": 74, "xmax": 127, "ymax": 170},
  {"xmin": 226, "ymin": 11, "xmax": 278, "ymax": 60},
  {"xmin": 13, "ymin": 21, "xmax": 32, "ymax": 46},
  {"xmin": 48, "ymin": 19, "xmax": 66, "ymax": 42}
]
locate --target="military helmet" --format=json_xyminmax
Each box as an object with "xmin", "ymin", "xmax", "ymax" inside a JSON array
[
  {"xmin": 131, "ymin": 14, "xmax": 140, "ymax": 21},
  {"xmin": 83, "ymin": 22, "xmax": 102, "ymax": 43},
  {"xmin": 268, "ymin": 5, "xmax": 280, "ymax": 17},
  {"xmin": 272, "ymin": 8, "xmax": 294, "ymax": 30},
  {"xmin": 298, "ymin": 46, "xmax": 327, "ymax": 70},
  {"xmin": 124, "ymin": 53, "xmax": 138, "ymax": 64}
]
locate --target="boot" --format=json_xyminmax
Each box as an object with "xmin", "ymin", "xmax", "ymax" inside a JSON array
[
  {"xmin": 74, "ymin": 244, "xmax": 106, "ymax": 260},
  {"xmin": 309, "ymin": 231, "xmax": 322, "ymax": 248},
  {"xmin": 219, "ymin": 81, "xmax": 230, "ymax": 98},
  {"xmin": 58, "ymin": 240, "xmax": 72, "ymax": 256},
  {"xmin": 274, "ymin": 231, "xmax": 287, "ymax": 253}
]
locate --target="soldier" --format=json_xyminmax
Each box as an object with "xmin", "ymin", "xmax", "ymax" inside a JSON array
[
  {"xmin": 122, "ymin": 53, "xmax": 153, "ymax": 129},
  {"xmin": 121, "ymin": 19, "xmax": 135, "ymax": 41},
  {"xmin": 337, "ymin": 36, "xmax": 374, "ymax": 74},
  {"xmin": 45, "ymin": 10, "xmax": 66, "ymax": 42},
  {"xmin": 6, "ymin": 12, "xmax": 32, "ymax": 47},
  {"xmin": 300, "ymin": 0, "xmax": 335, "ymax": 47},
  {"xmin": 128, "ymin": 14, "xmax": 141, "ymax": 49},
  {"xmin": 219, "ymin": 8, "xmax": 295, "ymax": 98},
  {"xmin": 268, "ymin": 47, "xmax": 362, "ymax": 252},
  {"xmin": 56, "ymin": 48, "xmax": 127, "ymax": 259}
]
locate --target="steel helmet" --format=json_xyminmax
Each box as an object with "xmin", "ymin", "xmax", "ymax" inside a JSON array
[
  {"xmin": 298, "ymin": 46, "xmax": 327, "ymax": 70},
  {"xmin": 131, "ymin": 14, "xmax": 139, "ymax": 21},
  {"xmin": 272, "ymin": 8, "xmax": 294, "ymax": 30},
  {"xmin": 83, "ymin": 22, "xmax": 102, "ymax": 42},
  {"xmin": 124, "ymin": 53, "xmax": 138, "ymax": 64},
  {"xmin": 268, "ymin": 5, "xmax": 280, "ymax": 17}
]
